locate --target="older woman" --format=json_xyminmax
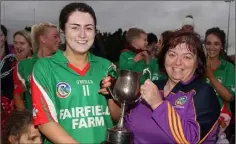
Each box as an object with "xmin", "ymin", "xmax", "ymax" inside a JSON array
[{"xmin": 100, "ymin": 30, "xmax": 221, "ymax": 144}]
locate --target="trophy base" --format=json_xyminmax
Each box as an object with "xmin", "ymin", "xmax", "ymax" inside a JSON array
[{"xmin": 104, "ymin": 126, "xmax": 133, "ymax": 144}]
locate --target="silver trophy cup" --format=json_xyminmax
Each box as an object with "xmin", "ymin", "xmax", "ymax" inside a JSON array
[{"xmin": 104, "ymin": 64, "xmax": 151, "ymax": 144}]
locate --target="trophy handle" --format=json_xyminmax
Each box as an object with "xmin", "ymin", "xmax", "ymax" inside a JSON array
[
  {"xmin": 106, "ymin": 63, "xmax": 117, "ymax": 100},
  {"xmin": 106, "ymin": 63, "xmax": 117, "ymax": 76},
  {"xmin": 142, "ymin": 68, "xmax": 152, "ymax": 80}
]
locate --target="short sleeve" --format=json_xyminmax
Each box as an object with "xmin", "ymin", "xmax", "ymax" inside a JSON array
[{"xmin": 31, "ymin": 59, "xmax": 58, "ymax": 126}]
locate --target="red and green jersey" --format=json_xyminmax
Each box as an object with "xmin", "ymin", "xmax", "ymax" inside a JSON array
[
  {"xmin": 31, "ymin": 50, "xmax": 115, "ymax": 144},
  {"xmin": 206, "ymin": 57, "xmax": 235, "ymax": 111},
  {"xmin": 13, "ymin": 53, "xmax": 38, "ymax": 110},
  {"xmin": 119, "ymin": 50, "xmax": 163, "ymax": 84}
]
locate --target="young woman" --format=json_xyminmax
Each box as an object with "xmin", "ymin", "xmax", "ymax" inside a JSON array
[
  {"xmin": 205, "ymin": 27, "xmax": 235, "ymax": 144},
  {"xmin": 13, "ymin": 22, "xmax": 61, "ymax": 110},
  {"xmin": 101, "ymin": 30, "xmax": 221, "ymax": 143},
  {"xmin": 31, "ymin": 2, "xmax": 120, "ymax": 144},
  {"xmin": 2, "ymin": 110, "xmax": 42, "ymax": 144},
  {"xmin": 13, "ymin": 30, "xmax": 33, "ymax": 60}
]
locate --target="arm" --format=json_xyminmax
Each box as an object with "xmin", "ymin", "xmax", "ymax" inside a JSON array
[
  {"xmin": 13, "ymin": 64, "xmax": 25, "ymax": 110},
  {"xmin": 31, "ymin": 61, "xmax": 79, "ymax": 144},
  {"xmin": 119, "ymin": 52, "xmax": 143, "ymax": 70},
  {"xmin": 38, "ymin": 122, "xmax": 78, "ymax": 144},
  {"xmin": 151, "ymin": 86, "xmax": 220, "ymax": 144},
  {"xmin": 107, "ymin": 99, "xmax": 120, "ymax": 122},
  {"xmin": 207, "ymin": 64, "xmax": 235, "ymax": 102}
]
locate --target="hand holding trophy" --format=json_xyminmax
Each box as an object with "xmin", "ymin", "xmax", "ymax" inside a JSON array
[{"xmin": 103, "ymin": 64, "xmax": 151, "ymax": 144}]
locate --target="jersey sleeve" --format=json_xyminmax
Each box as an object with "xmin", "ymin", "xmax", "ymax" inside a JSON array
[
  {"xmin": 151, "ymin": 86, "xmax": 220, "ymax": 144},
  {"xmin": 224, "ymin": 63, "xmax": 235, "ymax": 99},
  {"xmin": 13, "ymin": 63, "xmax": 25, "ymax": 94},
  {"xmin": 31, "ymin": 60, "xmax": 58, "ymax": 126},
  {"xmin": 118, "ymin": 52, "xmax": 137, "ymax": 70}
]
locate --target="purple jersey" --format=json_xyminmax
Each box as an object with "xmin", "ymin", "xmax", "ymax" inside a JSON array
[{"xmin": 125, "ymin": 77, "xmax": 220, "ymax": 144}]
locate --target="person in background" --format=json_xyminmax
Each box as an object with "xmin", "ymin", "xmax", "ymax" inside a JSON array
[
  {"xmin": 147, "ymin": 33, "xmax": 158, "ymax": 58},
  {"xmin": 146, "ymin": 32, "xmax": 165, "ymax": 81},
  {"xmin": 156, "ymin": 30, "xmax": 174, "ymax": 79},
  {"xmin": 181, "ymin": 15, "xmax": 195, "ymax": 33},
  {"xmin": 157, "ymin": 30, "xmax": 174, "ymax": 56},
  {"xmin": 13, "ymin": 30, "xmax": 33, "ymax": 60},
  {"xmin": 100, "ymin": 30, "xmax": 221, "ymax": 143},
  {"xmin": 13, "ymin": 22, "xmax": 61, "ymax": 111},
  {"xmin": 204, "ymin": 27, "xmax": 235, "ymax": 144},
  {"xmin": 2, "ymin": 110, "xmax": 42, "ymax": 144},
  {"xmin": 31, "ymin": 2, "xmax": 120, "ymax": 143},
  {"xmin": 119, "ymin": 28, "xmax": 159, "ymax": 83},
  {"xmin": 1, "ymin": 25, "xmax": 16, "ymax": 132}
]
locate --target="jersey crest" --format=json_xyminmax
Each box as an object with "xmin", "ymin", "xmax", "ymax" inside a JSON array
[
  {"xmin": 56, "ymin": 82, "xmax": 71, "ymax": 98},
  {"xmin": 175, "ymin": 96, "xmax": 187, "ymax": 106}
]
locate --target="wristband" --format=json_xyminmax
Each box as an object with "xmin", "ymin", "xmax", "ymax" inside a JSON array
[{"xmin": 104, "ymin": 93, "xmax": 113, "ymax": 100}]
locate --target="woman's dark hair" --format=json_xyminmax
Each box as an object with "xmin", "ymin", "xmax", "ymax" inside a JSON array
[
  {"xmin": 1, "ymin": 24, "xmax": 9, "ymax": 55},
  {"xmin": 161, "ymin": 30, "xmax": 174, "ymax": 47},
  {"xmin": 59, "ymin": 2, "xmax": 97, "ymax": 32},
  {"xmin": 2, "ymin": 110, "xmax": 33, "ymax": 144},
  {"xmin": 158, "ymin": 29, "xmax": 206, "ymax": 78},
  {"xmin": 157, "ymin": 30, "xmax": 174, "ymax": 58},
  {"xmin": 147, "ymin": 33, "xmax": 158, "ymax": 45},
  {"xmin": 205, "ymin": 27, "xmax": 234, "ymax": 65}
]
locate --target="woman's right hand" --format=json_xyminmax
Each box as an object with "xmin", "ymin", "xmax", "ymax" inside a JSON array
[{"xmin": 98, "ymin": 76, "xmax": 112, "ymax": 95}]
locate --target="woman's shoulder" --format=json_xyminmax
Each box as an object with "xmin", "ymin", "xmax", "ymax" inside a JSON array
[
  {"xmin": 190, "ymin": 78, "xmax": 219, "ymax": 106},
  {"xmin": 221, "ymin": 58, "xmax": 235, "ymax": 70}
]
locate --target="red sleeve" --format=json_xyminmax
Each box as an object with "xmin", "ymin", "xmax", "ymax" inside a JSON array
[
  {"xmin": 13, "ymin": 64, "xmax": 24, "ymax": 94},
  {"xmin": 31, "ymin": 68, "xmax": 58, "ymax": 126}
]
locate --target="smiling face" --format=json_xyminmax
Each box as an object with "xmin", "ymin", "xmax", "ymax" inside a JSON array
[
  {"xmin": 205, "ymin": 34, "xmax": 222, "ymax": 59},
  {"xmin": 43, "ymin": 27, "xmax": 61, "ymax": 54},
  {"xmin": 14, "ymin": 34, "xmax": 32, "ymax": 60},
  {"xmin": 64, "ymin": 11, "xmax": 96, "ymax": 54},
  {"xmin": 165, "ymin": 43, "xmax": 198, "ymax": 83}
]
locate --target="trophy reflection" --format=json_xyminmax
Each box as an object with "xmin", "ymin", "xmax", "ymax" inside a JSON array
[{"xmin": 104, "ymin": 64, "xmax": 151, "ymax": 144}]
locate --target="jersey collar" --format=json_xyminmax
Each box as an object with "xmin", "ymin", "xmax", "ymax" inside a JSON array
[{"xmin": 52, "ymin": 50, "xmax": 98, "ymax": 63}]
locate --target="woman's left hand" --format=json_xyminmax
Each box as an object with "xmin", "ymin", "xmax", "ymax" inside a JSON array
[{"xmin": 140, "ymin": 79, "xmax": 163, "ymax": 110}]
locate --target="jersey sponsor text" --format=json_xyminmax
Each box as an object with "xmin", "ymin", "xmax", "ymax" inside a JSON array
[{"xmin": 59, "ymin": 105, "xmax": 110, "ymax": 129}]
